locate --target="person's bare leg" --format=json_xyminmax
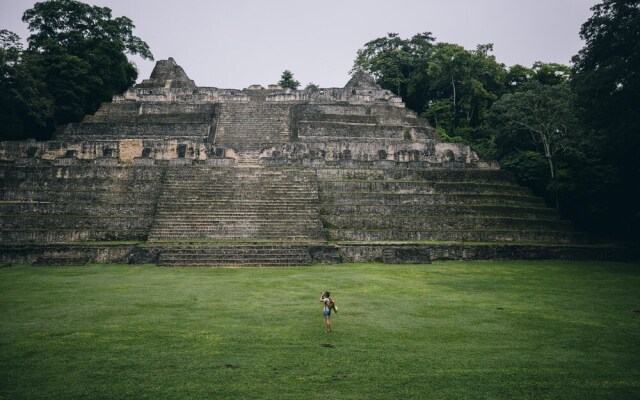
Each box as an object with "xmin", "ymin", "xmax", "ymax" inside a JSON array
[{"xmin": 325, "ymin": 316, "xmax": 332, "ymax": 332}]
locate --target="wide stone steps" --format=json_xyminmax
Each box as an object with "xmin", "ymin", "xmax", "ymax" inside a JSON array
[
  {"xmin": 155, "ymin": 205, "xmax": 318, "ymax": 214},
  {"xmin": 326, "ymin": 229, "xmax": 582, "ymax": 243},
  {"xmin": 1, "ymin": 215, "xmax": 152, "ymax": 229},
  {"xmin": 318, "ymin": 192, "xmax": 545, "ymax": 207},
  {"xmin": 215, "ymin": 103, "xmax": 291, "ymax": 150},
  {"xmin": 84, "ymin": 112, "xmax": 214, "ymax": 124},
  {"xmin": 157, "ymin": 244, "xmax": 313, "ymax": 267},
  {"xmin": 156, "ymin": 198, "xmax": 317, "ymax": 206},
  {"xmin": 320, "ymin": 204, "xmax": 559, "ymax": 219},
  {"xmin": 148, "ymin": 167, "xmax": 325, "ymax": 244},
  {"xmin": 1, "ymin": 228, "xmax": 149, "ymax": 243},
  {"xmin": 151, "ymin": 233, "xmax": 317, "ymax": 241},
  {"xmin": 0, "ymin": 201, "xmax": 156, "ymax": 215},
  {"xmin": 61, "ymin": 122, "xmax": 211, "ymax": 139},
  {"xmin": 154, "ymin": 210, "xmax": 318, "ymax": 218},
  {"xmin": 0, "ymin": 165, "xmax": 163, "ymax": 244},
  {"xmin": 0, "ymin": 165, "xmax": 165, "ymax": 180},
  {"xmin": 0, "ymin": 189, "xmax": 158, "ymax": 203},
  {"xmin": 149, "ymin": 223, "xmax": 320, "ymax": 232},
  {"xmin": 160, "ymin": 172, "xmax": 314, "ymax": 183},
  {"xmin": 316, "ymin": 166, "xmax": 580, "ymax": 246},
  {"xmin": 298, "ymin": 122, "xmax": 415, "ymax": 140},
  {"xmin": 0, "ymin": 179, "xmax": 161, "ymax": 191},
  {"xmin": 159, "ymin": 188, "xmax": 317, "ymax": 195},
  {"xmin": 319, "ymin": 180, "xmax": 531, "ymax": 196},
  {"xmin": 316, "ymin": 168, "xmax": 518, "ymax": 183},
  {"xmin": 323, "ymin": 215, "xmax": 571, "ymax": 230}
]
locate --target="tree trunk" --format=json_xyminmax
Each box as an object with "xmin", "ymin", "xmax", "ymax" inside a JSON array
[
  {"xmin": 547, "ymin": 156, "xmax": 560, "ymax": 209},
  {"xmin": 451, "ymin": 75, "xmax": 456, "ymax": 135}
]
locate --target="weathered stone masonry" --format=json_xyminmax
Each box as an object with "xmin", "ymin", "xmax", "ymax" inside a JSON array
[{"xmin": 1, "ymin": 58, "xmax": 624, "ymax": 266}]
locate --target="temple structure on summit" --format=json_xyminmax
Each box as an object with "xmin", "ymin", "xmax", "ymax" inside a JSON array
[
  {"xmin": 2, "ymin": 57, "xmax": 488, "ymax": 169},
  {"xmin": 1, "ymin": 58, "xmax": 605, "ymax": 266}
]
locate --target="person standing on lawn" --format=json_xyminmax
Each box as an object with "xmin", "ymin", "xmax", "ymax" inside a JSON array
[{"xmin": 320, "ymin": 291, "xmax": 335, "ymax": 333}]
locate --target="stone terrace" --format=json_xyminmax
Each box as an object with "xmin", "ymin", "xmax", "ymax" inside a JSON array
[{"xmin": 0, "ymin": 58, "xmax": 629, "ymax": 266}]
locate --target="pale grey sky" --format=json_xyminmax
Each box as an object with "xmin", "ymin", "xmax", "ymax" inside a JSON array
[{"xmin": 1, "ymin": 0, "xmax": 598, "ymax": 89}]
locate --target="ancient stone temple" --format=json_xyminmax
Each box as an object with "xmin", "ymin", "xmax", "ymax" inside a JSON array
[{"xmin": 0, "ymin": 58, "xmax": 612, "ymax": 266}]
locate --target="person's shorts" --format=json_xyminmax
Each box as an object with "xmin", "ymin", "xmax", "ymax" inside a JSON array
[{"xmin": 323, "ymin": 310, "xmax": 331, "ymax": 317}]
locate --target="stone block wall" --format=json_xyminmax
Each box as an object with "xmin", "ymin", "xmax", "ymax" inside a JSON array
[
  {"xmin": 316, "ymin": 167, "xmax": 583, "ymax": 245},
  {"xmin": 0, "ymin": 165, "xmax": 165, "ymax": 244}
]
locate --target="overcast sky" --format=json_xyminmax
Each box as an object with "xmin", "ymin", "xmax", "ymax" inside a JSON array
[{"xmin": 1, "ymin": 0, "xmax": 598, "ymax": 89}]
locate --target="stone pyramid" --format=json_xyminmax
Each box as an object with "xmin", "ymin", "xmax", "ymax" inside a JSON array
[{"xmin": 1, "ymin": 58, "xmax": 621, "ymax": 266}]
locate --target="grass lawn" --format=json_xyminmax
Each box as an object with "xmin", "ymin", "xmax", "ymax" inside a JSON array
[{"xmin": 1, "ymin": 261, "xmax": 639, "ymax": 399}]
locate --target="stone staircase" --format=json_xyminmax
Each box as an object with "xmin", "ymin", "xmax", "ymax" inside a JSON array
[
  {"xmin": 293, "ymin": 104, "xmax": 432, "ymax": 142},
  {"xmin": 148, "ymin": 167, "xmax": 325, "ymax": 266},
  {"xmin": 157, "ymin": 243, "xmax": 313, "ymax": 267},
  {"xmin": 61, "ymin": 102, "xmax": 218, "ymax": 140},
  {"xmin": 317, "ymin": 167, "xmax": 583, "ymax": 245},
  {"xmin": 214, "ymin": 103, "xmax": 292, "ymax": 151},
  {"xmin": 235, "ymin": 151, "xmax": 261, "ymax": 168},
  {"xmin": 0, "ymin": 165, "xmax": 164, "ymax": 244}
]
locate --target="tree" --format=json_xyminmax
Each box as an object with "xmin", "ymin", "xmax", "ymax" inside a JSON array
[
  {"xmin": 572, "ymin": 0, "xmax": 640, "ymax": 143},
  {"xmin": 304, "ymin": 82, "xmax": 319, "ymax": 92},
  {"xmin": 278, "ymin": 70, "xmax": 300, "ymax": 90},
  {"xmin": 353, "ymin": 33, "xmax": 506, "ymax": 143},
  {"xmin": 531, "ymin": 62, "xmax": 570, "ymax": 86},
  {"xmin": 21, "ymin": 0, "xmax": 153, "ymax": 135},
  {"xmin": 506, "ymin": 62, "xmax": 570, "ymax": 92},
  {"xmin": 506, "ymin": 64, "xmax": 534, "ymax": 90},
  {"xmin": 352, "ymin": 32, "xmax": 435, "ymax": 111},
  {"xmin": 425, "ymin": 43, "xmax": 505, "ymax": 139},
  {"xmin": 0, "ymin": 29, "xmax": 53, "ymax": 140},
  {"xmin": 490, "ymin": 82, "xmax": 577, "ymax": 179},
  {"xmin": 571, "ymin": 0, "xmax": 640, "ymax": 237}
]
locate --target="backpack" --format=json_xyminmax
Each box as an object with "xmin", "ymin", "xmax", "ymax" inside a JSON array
[{"xmin": 329, "ymin": 297, "xmax": 338, "ymax": 313}]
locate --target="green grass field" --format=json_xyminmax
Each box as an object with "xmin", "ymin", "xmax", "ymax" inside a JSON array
[{"xmin": 1, "ymin": 261, "xmax": 639, "ymax": 399}]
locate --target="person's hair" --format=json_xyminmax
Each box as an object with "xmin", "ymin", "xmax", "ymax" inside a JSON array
[{"xmin": 322, "ymin": 291, "xmax": 330, "ymax": 298}]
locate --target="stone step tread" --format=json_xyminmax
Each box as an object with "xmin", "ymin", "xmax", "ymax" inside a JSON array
[
  {"xmin": 1, "ymin": 189, "xmax": 161, "ymax": 195},
  {"xmin": 147, "ymin": 242, "xmax": 319, "ymax": 246},
  {"xmin": 149, "ymin": 230, "xmax": 322, "ymax": 235},
  {"xmin": 320, "ymin": 197, "xmax": 544, "ymax": 204},
  {"xmin": 151, "ymin": 210, "xmax": 318, "ymax": 214},
  {"xmin": 150, "ymin": 222, "xmax": 322, "ymax": 226},
  {"xmin": 322, "ymin": 216, "xmax": 570, "ymax": 224},
  {"xmin": 157, "ymin": 262, "xmax": 312, "ymax": 267},
  {"xmin": 160, "ymin": 254, "xmax": 311, "ymax": 259},
  {"xmin": 160, "ymin": 187, "xmax": 317, "ymax": 192},
  {"xmin": 0, "ymin": 200, "xmax": 157, "ymax": 205},
  {"xmin": 319, "ymin": 191, "xmax": 541, "ymax": 198},
  {"xmin": 325, "ymin": 227, "xmax": 580, "ymax": 233},
  {"xmin": 152, "ymin": 216, "xmax": 321, "ymax": 220},
  {"xmin": 156, "ymin": 198, "xmax": 317, "ymax": 203},
  {"xmin": 319, "ymin": 186, "xmax": 530, "ymax": 195},
  {"xmin": 1, "ymin": 228, "xmax": 149, "ymax": 233},
  {"xmin": 2, "ymin": 214, "xmax": 154, "ymax": 219},
  {"xmin": 148, "ymin": 237, "xmax": 319, "ymax": 241},
  {"xmin": 149, "ymin": 224, "xmax": 321, "ymax": 228},
  {"xmin": 149, "ymin": 235, "xmax": 322, "ymax": 239},
  {"xmin": 161, "ymin": 186, "xmax": 315, "ymax": 190}
]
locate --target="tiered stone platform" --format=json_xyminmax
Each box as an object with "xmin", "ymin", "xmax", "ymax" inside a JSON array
[{"xmin": 0, "ymin": 58, "xmax": 630, "ymax": 266}]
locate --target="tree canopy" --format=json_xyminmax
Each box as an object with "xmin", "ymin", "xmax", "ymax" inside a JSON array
[
  {"xmin": 0, "ymin": 29, "xmax": 53, "ymax": 140},
  {"xmin": 0, "ymin": 0, "xmax": 153, "ymax": 140},
  {"xmin": 570, "ymin": 0, "xmax": 640, "ymax": 236},
  {"xmin": 351, "ymin": 1, "xmax": 640, "ymax": 238},
  {"xmin": 278, "ymin": 70, "xmax": 300, "ymax": 90}
]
